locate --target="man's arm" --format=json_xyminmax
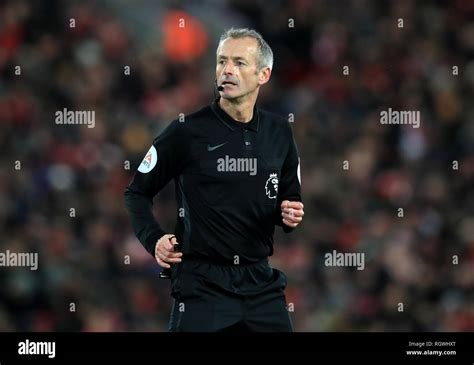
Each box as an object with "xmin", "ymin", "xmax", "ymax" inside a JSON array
[
  {"xmin": 124, "ymin": 120, "xmax": 188, "ymax": 256},
  {"xmin": 274, "ymin": 122, "xmax": 303, "ymax": 232}
]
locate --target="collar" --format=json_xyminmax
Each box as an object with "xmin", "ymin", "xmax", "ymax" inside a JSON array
[{"xmin": 211, "ymin": 98, "xmax": 260, "ymax": 132}]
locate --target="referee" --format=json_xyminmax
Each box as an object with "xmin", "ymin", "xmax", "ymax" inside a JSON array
[{"xmin": 124, "ymin": 28, "xmax": 304, "ymax": 332}]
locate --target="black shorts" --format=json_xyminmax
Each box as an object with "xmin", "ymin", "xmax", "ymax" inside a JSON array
[{"xmin": 168, "ymin": 257, "xmax": 293, "ymax": 332}]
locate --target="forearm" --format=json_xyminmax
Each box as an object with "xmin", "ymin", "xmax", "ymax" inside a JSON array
[{"xmin": 124, "ymin": 187, "xmax": 166, "ymax": 256}]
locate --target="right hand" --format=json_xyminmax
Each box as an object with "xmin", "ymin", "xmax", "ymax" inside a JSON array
[{"xmin": 154, "ymin": 234, "xmax": 183, "ymax": 269}]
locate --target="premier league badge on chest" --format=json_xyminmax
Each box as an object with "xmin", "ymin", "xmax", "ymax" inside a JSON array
[{"xmin": 265, "ymin": 173, "xmax": 279, "ymax": 199}]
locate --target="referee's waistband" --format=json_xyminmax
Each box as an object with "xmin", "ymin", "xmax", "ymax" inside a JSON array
[{"xmin": 182, "ymin": 255, "xmax": 268, "ymax": 267}]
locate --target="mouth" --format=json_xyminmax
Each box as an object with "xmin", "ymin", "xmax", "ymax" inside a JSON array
[{"xmin": 221, "ymin": 81, "xmax": 238, "ymax": 88}]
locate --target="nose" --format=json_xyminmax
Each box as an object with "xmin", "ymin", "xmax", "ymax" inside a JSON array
[{"xmin": 222, "ymin": 62, "xmax": 235, "ymax": 76}]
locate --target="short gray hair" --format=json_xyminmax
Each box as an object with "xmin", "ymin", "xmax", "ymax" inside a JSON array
[{"xmin": 217, "ymin": 28, "xmax": 273, "ymax": 71}]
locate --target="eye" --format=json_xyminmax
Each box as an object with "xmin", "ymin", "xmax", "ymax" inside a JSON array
[
  {"xmin": 218, "ymin": 60, "xmax": 225, "ymax": 65},
  {"xmin": 237, "ymin": 61, "xmax": 245, "ymax": 66}
]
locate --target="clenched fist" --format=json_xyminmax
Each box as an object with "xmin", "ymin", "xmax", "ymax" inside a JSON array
[
  {"xmin": 281, "ymin": 200, "xmax": 304, "ymax": 228},
  {"xmin": 154, "ymin": 234, "xmax": 183, "ymax": 269}
]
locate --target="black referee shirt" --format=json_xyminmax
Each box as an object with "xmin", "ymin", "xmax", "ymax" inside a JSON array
[{"xmin": 124, "ymin": 98, "xmax": 302, "ymax": 264}]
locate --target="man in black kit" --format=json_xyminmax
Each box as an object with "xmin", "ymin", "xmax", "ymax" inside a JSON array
[{"xmin": 124, "ymin": 28, "xmax": 304, "ymax": 332}]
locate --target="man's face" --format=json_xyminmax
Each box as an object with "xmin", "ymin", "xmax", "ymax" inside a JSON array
[{"xmin": 216, "ymin": 37, "xmax": 269, "ymax": 100}]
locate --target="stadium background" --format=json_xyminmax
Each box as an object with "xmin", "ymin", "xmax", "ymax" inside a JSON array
[{"xmin": 1, "ymin": 0, "xmax": 473, "ymax": 331}]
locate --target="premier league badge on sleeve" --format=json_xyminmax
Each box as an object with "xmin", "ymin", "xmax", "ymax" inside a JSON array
[
  {"xmin": 138, "ymin": 145, "xmax": 158, "ymax": 173},
  {"xmin": 265, "ymin": 173, "xmax": 279, "ymax": 199}
]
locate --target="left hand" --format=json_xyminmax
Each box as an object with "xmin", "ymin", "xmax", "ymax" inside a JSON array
[{"xmin": 281, "ymin": 200, "xmax": 304, "ymax": 228}]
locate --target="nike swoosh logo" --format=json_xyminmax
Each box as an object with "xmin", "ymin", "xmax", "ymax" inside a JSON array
[{"xmin": 207, "ymin": 142, "xmax": 228, "ymax": 152}]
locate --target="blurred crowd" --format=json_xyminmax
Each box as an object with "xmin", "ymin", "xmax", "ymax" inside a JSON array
[{"xmin": 0, "ymin": 0, "xmax": 473, "ymax": 331}]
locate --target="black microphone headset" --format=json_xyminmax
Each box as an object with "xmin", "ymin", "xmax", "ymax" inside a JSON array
[
  {"xmin": 216, "ymin": 79, "xmax": 224, "ymax": 91},
  {"xmin": 214, "ymin": 79, "xmax": 224, "ymax": 99}
]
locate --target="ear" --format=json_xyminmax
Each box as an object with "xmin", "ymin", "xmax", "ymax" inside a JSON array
[{"xmin": 258, "ymin": 67, "xmax": 271, "ymax": 86}]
